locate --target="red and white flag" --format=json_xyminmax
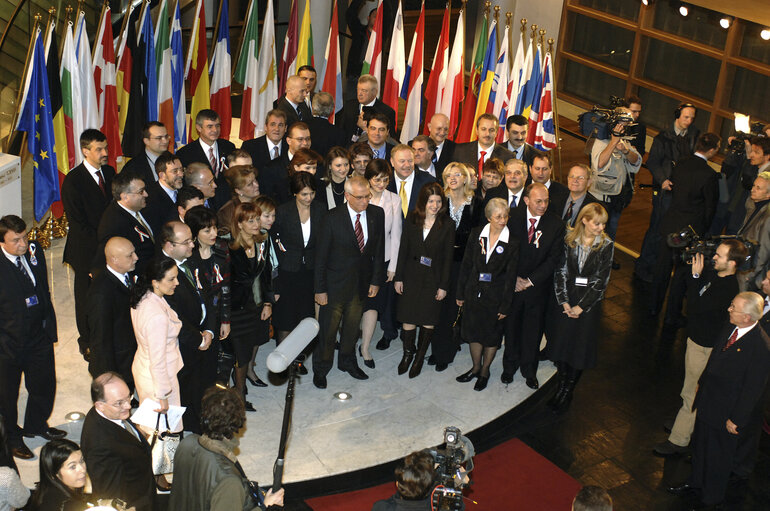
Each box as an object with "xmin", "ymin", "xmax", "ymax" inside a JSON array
[
  {"xmin": 277, "ymin": 0, "xmax": 299, "ymax": 97},
  {"xmin": 382, "ymin": 0, "xmax": 405, "ymax": 127},
  {"xmin": 422, "ymin": 2, "xmax": 450, "ymax": 134},
  {"xmin": 92, "ymin": 5, "xmax": 121, "ymax": 167},
  {"xmin": 399, "ymin": 2, "xmax": 424, "ymax": 144},
  {"xmin": 319, "ymin": 1, "xmax": 343, "ymax": 123},
  {"xmin": 440, "ymin": 9, "xmax": 464, "ymax": 140},
  {"xmin": 210, "ymin": 0, "xmax": 232, "ymax": 138},
  {"xmin": 75, "ymin": 11, "xmax": 98, "ymax": 132}
]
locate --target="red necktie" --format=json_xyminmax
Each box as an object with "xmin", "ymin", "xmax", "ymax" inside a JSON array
[
  {"xmin": 96, "ymin": 170, "xmax": 106, "ymax": 196},
  {"xmin": 208, "ymin": 147, "xmax": 218, "ymax": 176},
  {"xmin": 478, "ymin": 151, "xmax": 487, "ymax": 180},
  {"xmin": 354, "ymin": 214, "xmax": 365, "ymax": 253},
  {"xmin": 722, "ymin": 329, "xmax": 739, "ymax": 351},
  {"xmin": 527, "ymin": 218, "xmax": 537, "ymax": 243}
]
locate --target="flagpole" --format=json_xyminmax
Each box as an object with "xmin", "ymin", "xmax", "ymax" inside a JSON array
[
  {"xmin": 233, "ymin": 0, "xmax": 253, "ymax": 76},
  {"xmin": 548, "ymin": 37, "xmax": 563, "ymax": 182},
  {"xmin": 43, "ymin": 8, "xmax": 54, "ymax": 48},
  {"xmin": 92, "ymin": 1, "xmax": 108, "ymax": 58},
  {"xmin": 115, "ymin": 1, "xmax": 132, "ymax": 59},
  {"xmin": 213, "ymin": 0, "xmax": 224, "ymax": 55},
  {"xmin": 6, "ymin": 14, "xmax": 41, "ymax": 153}
]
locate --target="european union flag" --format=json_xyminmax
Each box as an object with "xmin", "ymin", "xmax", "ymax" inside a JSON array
[{"xmin": 17, "ymin": 29, "xmax": 60, "ymax": 221}]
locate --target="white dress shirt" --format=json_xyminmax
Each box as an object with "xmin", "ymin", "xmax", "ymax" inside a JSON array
[
  {"xmin": 347, "ymin": 204, "xmax": 368, "ymax": 246},
  {"xmin": 2, "ymin": 246, "xmax": 35, "ymax": 286},
  {"xmin": 394, "ymin": 171, "xmax": 416, "ymax": 210},
  {"xmin": 83, "ymin": 159, "xmax": 104, "ymax": 186}
]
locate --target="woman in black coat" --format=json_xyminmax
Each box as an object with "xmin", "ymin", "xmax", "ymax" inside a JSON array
[
  {"xmin": 228, "ymin": 202, "xmax": 274, "ymax": 411},
  {"xmin": 455, "ymin": 198, "xmax": 519, "ymax": 391},
  {"xmin": 394, "ymin": 182, "xmax": 455, "ymax": 378},
  {"xmin": 546, "ymin": 203, "xmax": 613, "ymax": 412},
  {"xmin": 432, "ymin": 162, "xmax": 484, "ymax": 371}
]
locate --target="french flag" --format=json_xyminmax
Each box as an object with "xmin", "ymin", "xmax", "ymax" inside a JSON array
[
  {"xmin": 399, "ymin": 2, "xmax": 424, "ymax": 144},
  {"xmin": 210, "ymin": 0, "xmax": 232, "ymax": 138}
]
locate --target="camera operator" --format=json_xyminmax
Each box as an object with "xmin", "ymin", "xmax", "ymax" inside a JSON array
[
  {"xmin": 722, "ymin": 136, "xmax": 770, "ymax": 235},
  {"xmin": 588, "ymin": 106, "xmax": 641, "ymax": 250},
  {"xmin": 737, "ymin": 172, "xmax": 770, "ymax": 291},
  {"xmin": 372, "ymin": 450, "xmax": 437, "ymax": 511},
  {"xmin": 622, "ymin": 95, "xmax": 647, "ymax": 159},
  {"xmin": 653, "ymin": 240, "xmax": 745, "ymax": 456},
  {"xmin": 648, "ymin": 133, "xmax": 720, "ymax": 324},
  {"xmin": 635, "ymin": 104, "xmax": 699, "ymax": 283}
]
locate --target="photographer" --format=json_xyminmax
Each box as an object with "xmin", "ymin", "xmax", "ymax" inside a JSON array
[
  {"xmin": 722, "ymin": 136, "xmax": 770, "ymax": 235},
  {"xmin": 737, "ymin": 172, "xmax": 770, "ymax": 291},
  {"xmin": 653, "ymin": 240, "xmax": 745, "ymax": 456},
  {"xmin": 372, "ymin": 450, "xmax": 436, "ymax": 511}
]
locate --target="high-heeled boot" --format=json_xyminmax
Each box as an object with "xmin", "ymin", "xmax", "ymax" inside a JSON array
[
  {"xmin": 547, "ymin": 362, "xmax": 567, "ymax": 408},
  {"xmin": 553, "ymin": 368, "xmax": 582, "ymax": 413},
  {"xmin": 409, "ymin": 328, "xmax": 433, "ymax": 378},
  {"xmin": 397, "ymin": 329, "xmax": 417, "ymax": 375}
]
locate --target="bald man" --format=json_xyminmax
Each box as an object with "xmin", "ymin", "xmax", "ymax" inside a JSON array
[
  {"xmin": 86, "ymin": 237, "xmax": 139, "ymax": 390},
  {"xmin": 275, "ymin": 75, "xmax": 312, "ymax": 126},
  {"xmin": 428, "ymin": 113, "xmax": 455, "ymax": 175},
  {"xmin": 184, "ymin": 161, "xmax": 222, "ymax": 210}
]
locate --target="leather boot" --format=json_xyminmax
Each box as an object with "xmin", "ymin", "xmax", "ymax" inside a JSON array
[
  {"xmin": 409, "ymin": 328, "xmax": 433, "ymax": 378},
  {"xmin": 553, "ymin": 369, "xmax": 582, "ymax": 414},
  {"xmin": 547, "ymin": 371, "xmax": 568, "ymax": 408},
  {"xmin": 398, "ymin": 329, "xmax": 417, "ymax": 375}
]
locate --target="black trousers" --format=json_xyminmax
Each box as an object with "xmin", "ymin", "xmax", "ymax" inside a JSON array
[
  {"xmin": 432, "ymin": 261, "xmax": 462, "ymax": 365},
  {"xmin": 503, "ymin": 292, "xmax": 546, "ymax": 379},
  {"xmin": 314, "ymin": 294, "xmax": 364, "ymax": 376},
  {"xmin": 650, "ymin": 243, "xmax": 688, "ymax": 320},
  {"xmin": 177, "ymin": 346, "xmax": 216, "ymax": 434},
  {"xmin": 635, "ymin": 190, "xmax": 672, "ymax": 280},
  {"xmin": 0, "ymin": 340, "xmax": 56, "ymax": 445},
  {"xmin": 73, "ymin": 268, "xmax": 92, "ymax": 354}
]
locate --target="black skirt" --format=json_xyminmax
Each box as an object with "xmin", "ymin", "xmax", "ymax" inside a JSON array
[
  {"xmin": 272, "ymin": 266, "xmax": 315, "ymax": 332},
  {"xmin": 460, "ymin": 300, "xmax": 506, "ymax": 348},
  {"xmin": 230, "ymin": 304, "xmax": 270, "ymax": 366},
  {"xmin": 364, "ymin": 261, "xmax": 391, "ymax": 313},
  {"xmin": 545, "ymin": 301, "xmax": 603, "ymax": 370}
]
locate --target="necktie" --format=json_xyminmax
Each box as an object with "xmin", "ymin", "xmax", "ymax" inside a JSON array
[
  {"xmin": 354, "ymin": 214, "xmax": 365, "ymax": 252},
  {"xmin": 722, "ymin": 329, "xmax": 739, "ymax": 351},
  {"xmin": 97, "ymin": 170, "xmax": 106, "ymax": 196},
  {"xmin": 136, "ymin": 214, "xmax": 154, "ymax": 242},
  {"xmin": 564, "ymin": 201, "xmax": 575, "ymax": 223},
  {"xmin": 478, "ymin": 151, "xmax": 486, "ymax": 180},
  {"xmin": 180, "ymin": 262, "xmax": 195, "ymax": 287},
  {"xmin": 528, "ymin": 218, "xmax": 537, "ymax": 243},
  {"xmin": 208, "ymin": 147, "xmax": 217, "ymax": 175},
  {"xmin": 399, "ymin": 181, "xmax": 408, "ymax": 217},
  {"xmin": 122, "ymin": 420, "xmax": 141, "ymax": 442},
  {"xmin": 124, "ymin": 274, "xmax": 131, "ymax": 288},
  {"xmin": 172, "ymin": 189, "xmax": 178, "ymax": 203},
  {"xmin": 510, "ymin": 194, "xmax": 517, "ymax": 208},
  {"xmin": 432, "ymin": 152, "xmax": 438, "ymax": 164},
  {"xmin": 15, "ymin": 256, "xmax": 32, "ymax": 283},
  {"xmin": 297, "ymin": 106, "xmax": 304, "ymax": 121},
  {"xmin": 272, "ymin": 146, "xmax": 279, "ymax": 160}
]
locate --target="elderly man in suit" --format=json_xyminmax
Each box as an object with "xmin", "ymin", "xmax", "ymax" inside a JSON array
[
  {"xmin": 387, "ymin": 144, "xmax": 436, "ymax": 222},
  {"xmin": 275, "ymin": 75, "xmax": 312, "ymax": 126},
  {"xmin": 451, "ymin": 113, "xmax": 514, "ymax": 181},
  {"xmin": 558, "ymin": 163, "xmax": 601, "ymax": 227},
  {"xmin": 95, "ymin": 171, "xmax": 155, "ymax": 273},
  {"xmin": 61, "ymin": 128, "xmax": 115, "ymax": 359},
  {"xmin": 87, "ymin": 237, "xmax": 139, "ymax": 390},
  {"xmin": 314, "ymin": 176, "xmax": 385, "ymax": 388},
  {"xmin": 306, "ymin": 92, "xmax": 346, "ymax": 158},
  {"xmin": 737, "ymin": 172, "xmax": 770, "ymax": 291},
  {"xmin": 184, "ymin": 162, "xmax": 219, "ymax": 210},
  {"xmin": 338, "ymin": 74, "xmax": 396, "ymax": 144},
  {"xmin": 502, "ymin": 183, "xmax": 565, "ymax": 388},
  {"xmin": 668, "ymin": 292, "xmax": 770, "ymax": 509},
  {"xmin": 81, "ymin": 372, "xmax": 156, "ymax": 511},
  {"xmin": 428, "ymin": 113, "xmax": 455, "ymax": 176},
  {"xmin": 485, "ymin": 158, "xmax": 528, "ymax": 212},
  {"xmin": 505, "ymin": 115, "xmax": 538, "ymax": 168},
  {"xmin": 241, "ymin": 109, "xmax": 288, "ymax": 166},
  {"xmin": 121, "ymin": 121, "xmax": 169, "ymax": 184},
  {"xmin": 0, "ymin": 215, "xmax": 64, "ymax": 460},
  {"xmin": 144, "ymin": 151, "xmax": 184, "ymax": 234}
]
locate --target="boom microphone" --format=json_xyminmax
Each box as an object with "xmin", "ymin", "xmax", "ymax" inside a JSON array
[{"xmin": 266, "ymin": 317, "xmax": 319, "ymax": 373}]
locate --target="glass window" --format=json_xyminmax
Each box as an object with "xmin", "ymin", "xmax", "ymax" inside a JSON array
[
  {"xmin": 739, "ymin": 22, "xmax": 770, "ymax": 65},
  {"xmin": 637, "ymin": 87, "xmax": 710, "ymax": 133},
  {"xmin": 562, "ymin": 60, "xmax": 627, "ymax": 106},
  {"xmin": 576, "ymin": 0, "xmax": 640, "ymax": 21},
  {"xmin": 566, "ymin": 13, "xmax": 634, "ymax": 70},
  {"xmin": 651, "ymin": 2, "xmax": 727, "ymax": 48},
  {"xmin": 727, "ymin": 67, "xmax": 770, "ymax": 120},
  {"xmin": 640, "ymin": 38, "xmax": 720, "ymax": 100}
]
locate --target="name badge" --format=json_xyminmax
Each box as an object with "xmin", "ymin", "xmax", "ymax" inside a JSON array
[
  {"xmin": 419, "ymin": 256, "xmax": 432, "ymax": 267},
  {"xmin": 479, "ymin": 273, "xmax": 492, "ymax": 282},
  {"xmin": 25, "ymin": 295, "xmax": 39, "ymax": 307},
  {"xmin": 575, "ymin": 277, "xmax": 588, "ymax": 287}
]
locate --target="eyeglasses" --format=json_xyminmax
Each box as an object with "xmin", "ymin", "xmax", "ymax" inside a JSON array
[
  {"xmin": 568, "ymin": 175, "xmax": 588, "ymax": 181},
  {"xmin": 290, "ymin": 136, "xmax": 311, "ymax": 143},
  {"xmin": 171, "ymin": 239, "xmax": 194, "ymax": 246},
  {"xmin": 348, "ymin": 193, "xmax": 372, "ymax": 200},
  {"xmin": 150, "ymin": 135, "xmax": 171, "ymax": 141},
  {"xmin": 102, "ymin": 397, "xmax": 131, "ymax": 408},
  {"xmin": 126, "ymin": 188, "xmax": 147, "ymax": 195},
  {"xmin": 370, "ymin": 176, "xmax": 389, "ymax": 184}
]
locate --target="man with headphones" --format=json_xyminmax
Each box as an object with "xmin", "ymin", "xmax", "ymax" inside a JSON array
[{"xmin": 635, "ymin": 103, "xmax": 700, "ymax": 286}]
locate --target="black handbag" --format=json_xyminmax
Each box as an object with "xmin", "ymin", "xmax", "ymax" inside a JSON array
[
  {"xmin": 215, "ymin": 337, "xmax": 236, "ymax": 386},
  {"xmin": 452, "ymin": 306, "xmax": 463, "ymax": 342}
]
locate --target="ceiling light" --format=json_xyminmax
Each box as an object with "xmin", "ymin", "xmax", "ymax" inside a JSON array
[
  {"xmin": 679, "ymin": 4, "xmax": 689, "ymax": 16},
  {"xmin": 719, "ymin": 17, "xmax": 731, "ymax": 29},
  {"xmin": 641, "ymin": 0, "xmax": 650, "ymax": 6},
  {"xmin": 762, "ymin": 29, "xmax": 770, "ymax": 41}
]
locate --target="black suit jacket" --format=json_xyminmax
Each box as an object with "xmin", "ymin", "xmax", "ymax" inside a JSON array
[
  {"xmin": 258, "ymin": 153, "xmax": 291, "ymax": 204},
  {"xmin": 85, "ymin": 268, "xmax": 136, "ymax": 385},
  {"xmin": 315, "ymin": 204, "xmax": 385, "ymax": 302},
  {"xmin": 143, "ymin": 181, "xmax": 178, "ymax": 234},
  {"xmin": 0, "ymin": 241, "xmax": 57, "ymax": 357},
  {"xmin": 659, "ymin": 155, "xmax": 719, "ymax": 236},
  {"xmin": 694, "ymin": 323, "xmax": 770, "ymax": 431},
  {"xmin": 94, "ymin": 202, "xmax": 156, "ymax": 273},
  {"xmin": 507, "ymin": 208, "xmax": 566, "ymax": 298},
  {"xmin": 272, "ymin": 200, "xmax": 327, "ymax": 277},
  {"xmin": 306, "ymin": 116, "xmax": 347, "ymax": 158},
  {"xmin": 434, "ymin": 139, "xmax": 456, "ymax": 176},
  {"xmin": 451, "ymin": 142, "xmax": 514, "ymax": 171},
  {"xmin": 61, "ymin": 163, "xmax": 115, "ymax": 272},
  {"xmin": 176, "ymin": 138, "xmax": 236, "ymax": 209},
  {"xmin": 545, "ymin": 181, "xmax": 570, "ymax": 216},
  {"xmin": 484, "ymin": 184, "xmax": 527, "ymax": 214},
  {"xmin": 274, "ymin": 96, "xmax": 312, "ymax": 127},
  {"xmin": 505, "ymin": 142, "xmax": 539, "ymax": 168},
  {"xmin": 121, "ymin": 153, "xmax": 157, "ymax": 185},
  {"xmin": 80, "ymin": 408, "xmax": 155, "ymax": 511},
  {"xmin": 554, "ymin": 236, "xmax": 614, "ymax": 313},
  {"xmin": 241, "ymin": 135, "xmax": 288, "ymax": 171},
  {"xmin": 338, "ymin": 98, "xmax": 397, "ymax": 143},
  {"xmin": 386, "ymin": 170, "xmax": 437, "ymax": 221}
]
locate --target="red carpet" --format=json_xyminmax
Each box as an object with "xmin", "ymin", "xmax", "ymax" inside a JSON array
[{"xmin": 305, "ymin": 438, "xmax": 581, "ymax": 510}]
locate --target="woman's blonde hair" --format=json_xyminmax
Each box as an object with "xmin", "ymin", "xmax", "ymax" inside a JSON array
[
  {"xmin": 230, "ymin": 202, "xmax": 266, "ymax": 250},
  {"xmin": 565, "ymin": 202, "xmax": 609, "ymax": 250},
  {"xmin": 442, "ymin": 162, "xmax": 475, "ymax": 201}
]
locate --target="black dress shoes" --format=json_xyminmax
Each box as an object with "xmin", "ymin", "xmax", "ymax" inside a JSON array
[
  {"xmin": 525, "ymin": 377, "xmax": 539, "ymax": 389},
  {"xmin": 346, "ymin": 366, "xmax": 369, "ymax": 380},
  {"xmin": 667, "ymin": 482, "xmax": 696, "ymax": 495},
  {"xmin": 313, "ymin": 374, "xmax": 327, "ymax": 389},
  {"xmin": 435, "ymin": 362, "xmax": 448, "ymax": 372},
  {"xmin": 375, "ymin": 335, "xmax": 393, "ymax": 350},
  {"xmin": 427, "ymin": 355, "xmax": 436, "ymax": 366},
  {"xmin": 456, "ymin": 369, "xmax": 478, "ymax": 383},
  {"xmin": 244, "ymin": 400, "xmax": 256, "ymax": 412},
  {"xmin": 359, "ymin": 346, "xmax": 375, "ymax": 369},
  {"xmin": 246, "ymin": 374, "xmax": 268, "ymax": 387},
  {"xmin": 12, "ymin": 443, "xmax": 34, "ymax": 460},
  {"xmin": 501, "ymin": 372, "xmax": 514, "ymax": 384},
  {"xmin": 473, "ymin": 375, "xmax": 489, "ymax": 391},
  {"xmin": 653, "ymin": 440, "xmax": 689, "ymax": 456},
  {"xmin": 24, "ymin": 427, "xmax": 67, "ymax": 441}
]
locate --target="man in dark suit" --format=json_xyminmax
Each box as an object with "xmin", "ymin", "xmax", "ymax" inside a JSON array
[
  {"xmin": 184, "ymin": 162, "xmax": 219, "ymax": 210},
  {"xmin": 387, "ymin": 144, "xmax": 437, "ymax": 221},
  {"xmin": 241, "ymin": 109, "xmax": 288, "ymax": 168},
  {"xmin": 144, "ymin": 151, "xmax": 183, "ymax": 234},
  {"xmin": 81, "ymin": 372, "xmax": 156, "ymax": 511},
  {"xmin": 668, "ymin": 292, "xmax": 770, "ymax": 508},
  {"xmin": 411, "ymin": 135, "xmax": 437, "ymax": 178},
  {"xmin": 121, "ymin": 121, "xmax": 169, "ymax": 184},
  {"xmin": 61, "ymin": 128, "xmax": 115, "ymax": 359},
  {"xmin": 175, "ymin": 109, "xmax": 235, "ymax": 208},
  {"xmin": 338, "ymin": 74, "xmax": 396, "ymax": 144},
  {"xmin": 485, "ymin": 158, "xmax": 528, "ymax": 212},
  {"xmin": 0, "ymin": 215, "xmax": 64, "ymax": 459},
  {"xmin": 306, "ymin": 91, "xmax": 346, "ymax": 158},
  {"xmin": 298, "ymin": 65, "xmax": 317, "ymax": 108},
  {"xmin": 366, "ymin": 113, "xmax": 394, "ymax": 161},
  {"xmin": 650, "ymin": 133, "xmax": 721, "ymax": 326},
  {"xmin": 505, "ymin": 114, "xmax": 538, "ymax": 168},
  {"xmin": 529, "ymin": 151, "xmax": 570, "ymax": 216},
  {"xmin": 87, "ymin": 237, "xmax": 138, "ymax": 389},
  {"xmin": 557, "ymin": 163, "xmax": 601, "ymax": 227},
  {"xmin": 275, "ymin": 75, "xmax": 312, "ymax": 127},
  {"xmin": 95, "ymin": 171, "xmax": 155, "ymax": 273},
  {"xmin": 427, "ymin": 113, "xmax": 455, "ymax": 177},
  {"xmin": 259, "ymin": 121, "xmax": 312, "ymax": 204},
  {"xmin": 451, "ymin": 113, "xmax": 514, "ymax": 181},
  {"xmin": 176, "ymin": 186, "xmax": 205, "ymax": 221},
  {"xmin": 502, "ymin": 183, "xmax": 566, "ymax": 388},
  {"xmin": 159, "ymin": 221, "xmax": 216, "ymax": 433},
  {"xmin": 314, "ymin": 176, "xmax": 385, "ymax": 388}
]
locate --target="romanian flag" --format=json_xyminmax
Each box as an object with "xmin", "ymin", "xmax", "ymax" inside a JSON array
[
  {"xmin": 470, "ymin": 20, "xmax": 498, "ymax": 141},
  {"xmin": 185, "ymin": 0, "xmax": 211, "ymax": 141},
  {"xmin": 319, "ymin": 0, "xmax": 342, "ymax": 123},
  {"xmin": 422, "ymin": 2, "xmax": 450, "ymax": 134},
  {"xmin": 278, "ymin": 0, "xmax": 299, "ymax": 97},
  {"xmin": 43, "ymin": 20, "xmax": 67, "ymax": 218},
  {"xmin": 297, "ymin": 0, "xmax": 314, "ymax": 68},
  {"xmin": 455, "ymin": 13, "xmax": 488, "ymax": 143},
  {"xmin": 93, "ymin": 5, "xmax": 121, "ymax": 168},
  {"xmin": 210, "ymin": 0, "xmax": 232, "ymax": 138},
  {"xmin": 156, "ymin": 0, "xmax": 174, "ymax": 142},
  {"xmin": 234, "ymin": 0, "xmax": 261, "ymax": 140},
  {"xmin": 490, "ymin": 24, "xmax": 510, "ymax": 142}
]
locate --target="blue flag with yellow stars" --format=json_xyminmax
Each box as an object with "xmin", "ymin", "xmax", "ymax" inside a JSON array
[{"xmin": 17, "ymin": 29, "xmax": 60, "ymax": 221}]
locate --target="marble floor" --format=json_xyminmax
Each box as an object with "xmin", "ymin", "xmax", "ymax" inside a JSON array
[{"xmin": 15, "ymin": 237, "xmax": 554, "ymax": 488}]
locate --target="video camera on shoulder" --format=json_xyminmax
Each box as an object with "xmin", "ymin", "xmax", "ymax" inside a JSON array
[
  {"xmin": 667, "ymin": 226, "xmax": 756, "ymax": 270},
  {"xmin": 428, "ymin": 427, "xmax": 474, "ymax": 511},
  {"xmin": 727, "ymin": 113, "xmax": 767, "ymax": 155},
  {"xmin": 578, "ymin": 95, "xmax": 638, "ymax": 141}
]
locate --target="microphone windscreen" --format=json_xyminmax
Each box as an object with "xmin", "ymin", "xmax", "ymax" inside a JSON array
[{"xmin": 266, "ymin": 317, "xmax": 319, "ymax": 373}]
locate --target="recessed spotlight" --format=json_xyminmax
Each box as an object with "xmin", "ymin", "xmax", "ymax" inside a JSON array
[
  {"xmin": 334, "ymin": 392, "xmax": 352, "ymax": 401},
  {"xmin": 679, "ymin": 4, "xmax": 689, "ymax": 17},
  {"xmin": 719, "ymin": 17, "xmax": 731, "ymax": 29},
  {"xmin": 65, "ymin": 412, "xmax": 85, "ymax": 422},
  {"xmin": 762, "ymin": 29, "xmax": 770, "ymax": 41},
  {"xmin": 641, "ymin": 0, "xmax": 649, "ymax": 5}
]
